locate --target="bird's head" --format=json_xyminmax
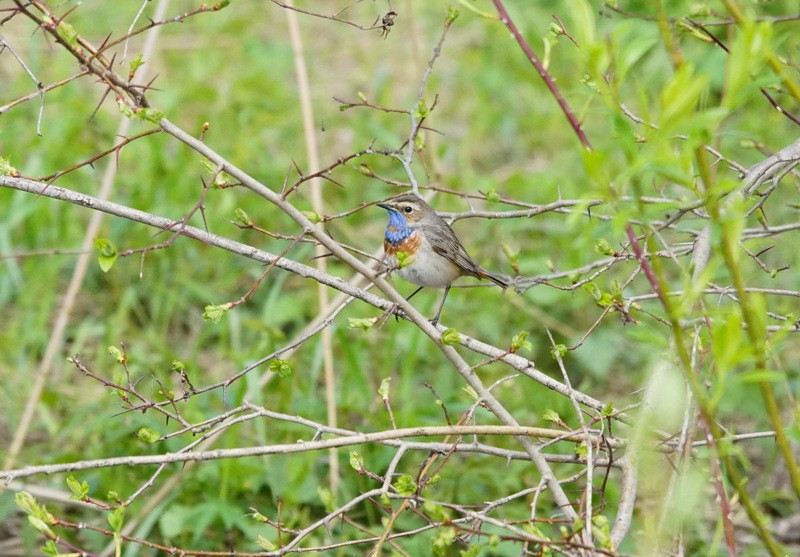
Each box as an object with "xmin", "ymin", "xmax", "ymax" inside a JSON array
[{"xmin": 377, "ymin": 194, "xmax": 431, "ymax": 227}]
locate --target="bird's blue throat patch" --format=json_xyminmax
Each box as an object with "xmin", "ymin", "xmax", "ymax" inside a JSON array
[{"xmin": 383, "ymin": 209, "xmax": 413, "ymax": 245}]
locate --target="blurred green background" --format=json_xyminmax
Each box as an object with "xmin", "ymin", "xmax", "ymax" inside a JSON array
[{"xmin": 1, "ymin": 0, "xmax": 799, "ymax": 555}]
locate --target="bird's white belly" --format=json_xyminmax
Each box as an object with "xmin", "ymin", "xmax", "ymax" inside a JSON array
[{"xmin": 394, "ymin": 242, "xmax": 462, "ymax": 288}]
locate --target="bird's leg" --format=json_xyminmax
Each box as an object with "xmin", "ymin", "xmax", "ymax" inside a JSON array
[
  {"xmin": 406, "ymin": 286, "xmax": 424, "ymax": 301},
  {"xmin": 394, "ymin": 286, "xmax": 424, "ymax": 322},
  {"xmin": 430, "ymin": 285, "xmax": 450, "ymax": 327}
]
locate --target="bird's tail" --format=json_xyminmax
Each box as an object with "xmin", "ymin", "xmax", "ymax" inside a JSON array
[{"xmin": 478, "ymin": 269, "xmax": 510, "ymax": 289}]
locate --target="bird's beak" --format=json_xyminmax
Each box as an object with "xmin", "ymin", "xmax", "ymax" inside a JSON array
[{"xmin": 377, "ymin": 201, "xmax": 393, "ymax": 210}]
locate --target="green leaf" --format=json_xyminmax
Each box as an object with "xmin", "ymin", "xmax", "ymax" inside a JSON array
[
  {"xmin": 462, "ymin": 385, "xmax": 479, "ymax": 401},
  {"xmin": 268, "ymin": 359, "xmax": 292, "ymax": 378},
  {"xmin": 15, "ymin": 492, "xmax": 54, "ymax": 523},
  {"xmin": 584, "ymin": 282, "xmax": 602, "ymax": 301},
  {"xmin": 510, "ymin": 331, "xmax": 533, "ymax": 353},
  {"xmin": 394, "ymin": 474, "xmax": 417, "ymax": 496},
  {"xmin": 301, "ymin": 210, "xmax": 323, "ymax": 224},
  {"xmin": 28, "ymin": 515, "xmax": 54, "ymax": 537},
  {"xmin": 431, "ymin": 526, "xmax": 456, "ymax": 556},
  {"xmin": 129, "ymin": 52, "xmax": 145, "ymax": 75},
  {"xmin": 649, "ymin": 161, "xmax": 696, "ymax": 187},
  {"xmin": 256, "ymin": 536, "xmax": 276, "ymax": 551},
  {"xmin": 446, "ymin": 7, "xmax": 459, "ymax": 24},
  {"xmin": 612, "ymin": 22, "xmax": 659, "ymax": 85},
  {"xmin": 501, "ymin": 242, "xmax": 519, "ymax": 271},
  {"xmin": 724, "ymin": 22, "xmax": 773, "ymax": 111},
  {"xmin": 593, "ymin": 514, "xmax": 612, "ymax": 548},
  {"xmin": 581, "ymin": 145, "xmax": 610, "ymax": 190},
  {"xmin": 56, "ymin": 21, "xmax": 79, "ymax": 48},
  {"xmin": 107, "ymin": 506, "xmax": 125, "ymax": 531},
  {"xmin": 485, "ymin": 188, "xmax": 501, "ymax": 202},
  {"xmin": 601, "ymin": 402, "xmax": 614, "ymax": 416},
  {"xmin": 659, "ymin": 62, "xmax": 709, "ymax": 128},
  {"xmin": 542, "ymin": 409, "xmax": 561, "ymax": 424},
  {"xmin": 584, "ymin": 282, "xmax": 615, "ymax": 308},
  {"xmin": 522, "ymin": 521, "xmax": 549, "ymax": 538},
  {"xmin": 594, "ymin": 238, "xmax": 614, "ymax": 256},
  {"xmin": 0, "ymin": 155, "xmax": 18, "ymax": 176},
  {"xmin": 570, "ymin": 0, "xmax": 596, "ymax": 45},
  {"xmin": 40, "ymin": 541, "xmax": 60, "ymax": 557},
  {"xmin": 199, "ymin": 157, "xmax": 217, "ymax": 173},
  {"xmin": 136, "ymin": 427, "xmax": 161, "ymax": 443},
  {"xmin": 198, "ymin": 158, "xmax": 233, "ymax": 187},
  {"xmin": 138, "ymin": 107, "xmax": 165, "ymax": 124},
  {"xmin": 112, "ymin": 367, "xmax": 126, "ymax": 388},
  {"xmin": 348, "ymin": 317, "xmax": 374, "ymax": 331},
  {"xmin": 234, "ymin": 208, "xmax": 252, "ymax": 226},
  {"xmin": 710, "ymin": 310, "xmax": 745, "ymax": 383},
  {"xmin": 551, "ymin": 344, "xmax": 567, "ymax": 359},
  {"xmin": 395, "ymin": 251, "xmax": 413, "ymax": 268},
  {"xmin": 116, "ymin": 99, "xmax": 164, "ymax": 123},
  {"xmin": 117, "ymin": 99, "xmax": 135, "ymax": 119},
  {"xmin": 422, "ymin": 500, "xmax": 451, "ymax": 522},
  {"xmin": 413, "ymin": 99, "xmax": 430, "ymax": 119},
  {"xmin": 93, "ymin": 238, "xmax": 118, "ymax": 273},
  {"xmin": 203, "ymin": 303, "xmax": 229, "ymax": 323},
  {"xmin": 440, "ymin": 328, "xmax": 461, "ymax": 345},
  {"xmin": 349, "ymin": 451, "xmax": 364, "ymax": 472},
  {"xmin": 107, "ymin": 345, "xmax": 125, "ymax": 363},
  {"xmin": 66, "ymin": 476, "xmax": 89, "ymax": 500},
  {"xmin": 378, "ymin": 377, "xmax": 391, "ymax": 399}
]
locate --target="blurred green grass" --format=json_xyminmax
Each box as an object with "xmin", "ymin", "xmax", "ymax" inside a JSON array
[{"xmin": 1, "ymin": 0, "xmax": 799, "ymax": 555}]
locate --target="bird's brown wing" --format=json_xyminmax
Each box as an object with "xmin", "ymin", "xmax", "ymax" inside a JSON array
[{"xmin": 422, "ymin": 219, "xmax": 485, "ymax": 280}]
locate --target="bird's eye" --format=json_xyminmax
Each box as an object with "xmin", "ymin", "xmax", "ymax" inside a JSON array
[{"xmin": 403, "ymin": 206, "xmax": 413, "ymax": 213}]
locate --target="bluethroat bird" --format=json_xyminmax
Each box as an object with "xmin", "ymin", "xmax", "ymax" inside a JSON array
[{"xmin": 378, "ymin": 193, "xmax": 508, "ymax": 325}]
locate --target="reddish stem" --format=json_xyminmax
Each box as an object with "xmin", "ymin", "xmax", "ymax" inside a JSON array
[
  {"xmin": 490, "ymin": 0, "xmax": 592, "ymax": 150},
  {"xmin": 625, "ymin": 226, "xmax": 665, "ymax": 304}
]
